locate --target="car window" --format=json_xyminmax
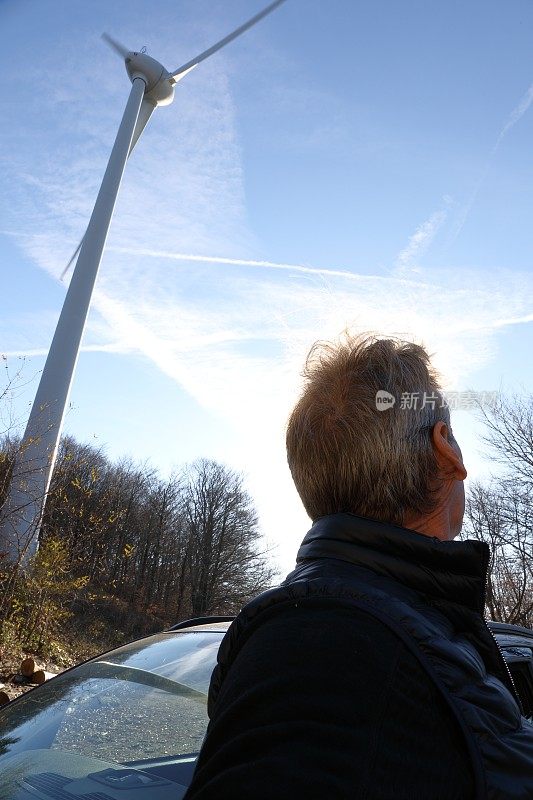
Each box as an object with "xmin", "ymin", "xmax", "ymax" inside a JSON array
[
  {"xmin": 0, "ymin": 630, "xmax": 224, "ymax": 798},
  {"xmin": 102, "ymin": 631, "xmax": 221, "ymax": 692},
  {"xmin": 51, "ymin": 675, "xmax": 207, "ymax": 762},
  {"xmin": 499, "ymin": 645, "xmax": 533, "ymax": 720}
]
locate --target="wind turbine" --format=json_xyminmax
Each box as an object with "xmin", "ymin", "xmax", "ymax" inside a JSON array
[{"xmin": 0, "ymin": 0, "xmax": 287, "ymax": 566}]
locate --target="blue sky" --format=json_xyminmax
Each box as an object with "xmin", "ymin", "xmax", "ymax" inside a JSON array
[{"xmin": 2, "ymin": 0, "xmax": 533, "ymax": 575}]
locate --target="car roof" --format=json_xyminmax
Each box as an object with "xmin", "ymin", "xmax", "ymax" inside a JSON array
[
  {"xmin": 488, "ymin": 621, "xmax": 533, "ymax": 649},
  {"xmin": 167, "ymin": 615, "xmax": 234, "ymax": 632},
  {"xmin": 170, "ymin": 621, "xmax": 232, "ymax": 632}
]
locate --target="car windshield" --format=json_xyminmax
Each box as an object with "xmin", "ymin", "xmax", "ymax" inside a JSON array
[{"xmin": 0, "ymin": 629, "xmax": 223, "ymax": 800}]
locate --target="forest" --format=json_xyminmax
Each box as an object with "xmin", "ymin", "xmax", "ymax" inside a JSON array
[{"xmin": 0, "ymin": 432, "xmax": 274, "ymax": 665}]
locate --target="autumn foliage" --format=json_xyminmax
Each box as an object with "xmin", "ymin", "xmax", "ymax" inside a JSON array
[{"xmin": 0, "ymin": 435, "xmax": 274, "ymax": 661}]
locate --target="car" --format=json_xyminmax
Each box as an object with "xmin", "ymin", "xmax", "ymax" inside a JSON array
[
  {"xmin": 488, "ymin": 621, "xmax": 533, "ymax": 720},
  {"xmin": 0, "ymin": 616, "xmax": 233, "ymax": 800},
  {"xmin": 0, "ymin": 617, "xmax": 532, "ymax": 799}
]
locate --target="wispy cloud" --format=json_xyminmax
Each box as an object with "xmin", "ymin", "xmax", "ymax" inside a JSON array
[
  {"xmin": 90, "ymin": 253, "xmax": 533, "ymax": 403},
  {"xmin": 394, "ymin": 209, "xmax": 447, "ymax": 276},
  {"xmin": 6, "ymin": 238, "xmax": 533, "ymax": 402}
]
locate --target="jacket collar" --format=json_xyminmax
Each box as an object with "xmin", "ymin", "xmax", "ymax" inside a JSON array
[{"xmin": 296, "ymin": 513, "xmax": 490, "ymax": 614}]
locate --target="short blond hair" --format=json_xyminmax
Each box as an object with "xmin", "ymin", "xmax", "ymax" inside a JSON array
[{"xmin": 286, "ymin": 334, "xmax": 450, "ymax": 524}]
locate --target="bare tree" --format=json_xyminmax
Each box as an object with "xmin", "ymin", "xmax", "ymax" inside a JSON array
[
  {"xmin": 464, "ymin": 393, "xmax": 533, "ymax": 626},
  {"xmin": 182, "ymin": 459, "xmax": 274, "ymax": 616},
  {"xmin": 464, "ymin": 481, "xmax": 533, "ymax": 626},
  {"xmin": 479, "ymin": 394, "xmax": 533, "ymax": 486}
]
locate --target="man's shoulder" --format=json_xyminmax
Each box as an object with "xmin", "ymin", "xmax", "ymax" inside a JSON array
[
  {"xmin": 210, "ymin": 588, "xmax": 415, "ymax": 711},
  {"xmin": 235, "ymin": 599, "xmax": 414, "ymax": 659},
  {"xmin": 215, "ymin": 601, "xmax": 424, "ymax": 706},
  {"xmin": 226, "ymin": 571, "xmax": 387, "ymax": 648},
  {"xmin": 230, "ymin": 558, "xmax": 419, "ymax": 643}
]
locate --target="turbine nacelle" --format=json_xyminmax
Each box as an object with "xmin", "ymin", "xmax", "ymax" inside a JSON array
[{"xmin": 125, "ymin": 51, "xmax": 174, "ymax": 106}]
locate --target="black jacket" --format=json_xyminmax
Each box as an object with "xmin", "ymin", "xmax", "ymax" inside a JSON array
[{"xmin": 185, "ymin": 514, "xmax": 533, "ymax": 799}]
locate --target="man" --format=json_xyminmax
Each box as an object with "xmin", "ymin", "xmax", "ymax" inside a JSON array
[{"xmin": 185, "ymin": 335, "xmax": 533, "ymax": 799}]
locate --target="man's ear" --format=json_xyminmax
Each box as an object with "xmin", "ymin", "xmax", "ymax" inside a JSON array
[{"xmin": 431, "ymin": 421, "xmax": 467, "ymax": 481}]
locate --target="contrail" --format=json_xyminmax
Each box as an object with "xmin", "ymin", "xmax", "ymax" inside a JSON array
[
  {"xmin": 394, "ymin": 210, "xmax": 447, "ymax": 274},
  {"xmin": 2, "ymin": 343, "xmax": 126, "ymax": 359},
  {"xmin": 451, "ymin": 81, "xmax": 533, "ymax": 243},
  {"xmin": 108, "ymin": 245, "xmax": 425, "ymax": 287},
  {"xmin": 496, "ymin": 83, "xmax": 533, "ymax": 146},
  {"xmin": 109, "ymin": 246, "xmax": 363, "ymax": 280}
]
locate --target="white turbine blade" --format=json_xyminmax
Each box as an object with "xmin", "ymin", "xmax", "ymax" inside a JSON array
[
  {"xmin": 60, "ymin": 237, "xmax": 84, "ymax": 281},
  {"xmin": 102, "ymin": 32, "xmax": 130, "ymax": 59},
  {"xmin": 170, "ymin": 0, "xmax": 286, "ymax": 82},
  {"xmin": 129, "ymin": 97, "xmax": 157, "ymax": 155},
  {"xmin": 172, "ymin": 64, "xmax": 198, "ymax": 85}
]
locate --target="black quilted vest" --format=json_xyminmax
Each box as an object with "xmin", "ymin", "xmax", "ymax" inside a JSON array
[{"xmin": 209, "ymin": 513, "xmax": 533, "ymax": 799}]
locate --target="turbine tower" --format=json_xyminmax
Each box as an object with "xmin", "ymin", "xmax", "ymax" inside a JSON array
[{"xmin": 0, "ymin": 0, "xmax": 286, "ymax": 566}]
